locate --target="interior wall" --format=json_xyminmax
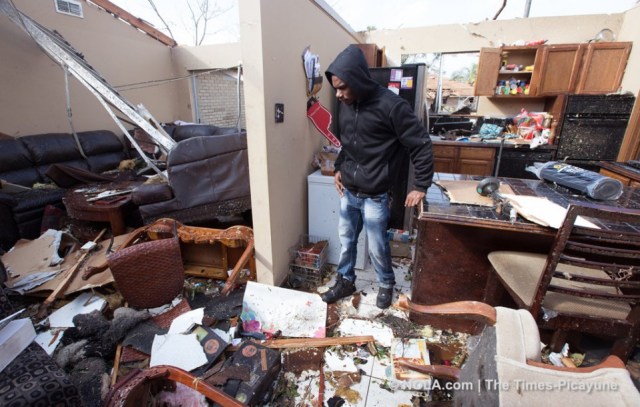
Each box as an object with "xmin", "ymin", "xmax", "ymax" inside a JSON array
[
  {"xmin": 0, "ymin": 0, "xmax": 184, "ymax": 136},
  {"xmin": 619, "ymin": 5, "xmax": 640, "ymax": 94},
  {"xmin": 365, "ymin": 14, "xmax": 627, "ymax": 117},
  {"xmin": 239, "ymin": 0, "xmax": 359, "ymax": 285}
]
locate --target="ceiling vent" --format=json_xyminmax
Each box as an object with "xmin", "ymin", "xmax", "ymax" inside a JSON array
[{"xmin": 54, "ymin": 0, "xmax": 83, "ymax": 18}]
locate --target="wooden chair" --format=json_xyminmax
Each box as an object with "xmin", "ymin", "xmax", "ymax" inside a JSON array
[
  {"xmin": 396, "ymin": 295, "xmax": 640, "ymax": 406},
  {"xmin": 484, "ymin": 202, "xmax": 640, "ymax": 361}
]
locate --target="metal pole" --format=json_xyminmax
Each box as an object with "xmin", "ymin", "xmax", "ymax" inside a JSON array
[
  {"xmin": 190, "ymin": 73, "xmax": 201, "ymax": 123},
  {"xmin": 523, "ymin": 0, "xmax": 532, "ymax": 17},
  {"xmin": 236, "ymin": 64, "xmax": 242, "ymax": 131}
]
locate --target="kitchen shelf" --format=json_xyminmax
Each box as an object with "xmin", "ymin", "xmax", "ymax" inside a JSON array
[
  {"xmin": 498, "ymin": 70, "xmax": 533, "ymax": 75},
  {"xmin": 488, "ymin": 95, "xmax": 546, "ymax": 99}
]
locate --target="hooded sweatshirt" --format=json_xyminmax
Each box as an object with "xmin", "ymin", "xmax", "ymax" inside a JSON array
[{"xmin": 325, "ymin": 45, "xmax": 433, "ymax": 196}]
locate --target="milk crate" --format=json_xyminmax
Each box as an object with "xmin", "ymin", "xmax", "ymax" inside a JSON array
[
  {"xmin": 289, "ymin": 235, "xmax": 329, "ymax": 269},
  {"xmin": 288, "ymin": 263, "xmax": 331, "ymax": 290}
]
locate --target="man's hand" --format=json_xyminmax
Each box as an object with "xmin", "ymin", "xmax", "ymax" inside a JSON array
[
  {"xmin": 334, "ymin": 171, "xmax": 345, "ymax": 197},
  {"xmin": 405, "ymin": 190, "xmax": 425, "ymax": 207}
]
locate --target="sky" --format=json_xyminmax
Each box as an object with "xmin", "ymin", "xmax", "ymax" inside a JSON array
[{"xmin": 109, "ymin": 0, "xmax": 639, "ymax": 45}]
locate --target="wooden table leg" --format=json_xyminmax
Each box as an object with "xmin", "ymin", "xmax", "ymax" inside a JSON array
[{"xmin": 108, "ymin": 209, "xmax": 126, "ymax": 236}]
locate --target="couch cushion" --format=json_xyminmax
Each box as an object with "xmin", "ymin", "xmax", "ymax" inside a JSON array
[
  {"xmin": 0, "ymin": 168, "xmax": 42, "ymax": 187},
  {"xmin": 172, "ymin": 124, "xmax": 221, "ymax": 141},
  {"xmin": 0, "ymin": 138, "xmax": 33, "ymax": 172},
  {"xmin": 78, "ymin": 130, "xmax": 125, "ymax": 155},
  {"xmin": 20, "ymin": 133, "xmax": 83, "ymax": 164},
  {"xmin": 132, "ymin": 183, "xmax": 173, "ymax": 205}
]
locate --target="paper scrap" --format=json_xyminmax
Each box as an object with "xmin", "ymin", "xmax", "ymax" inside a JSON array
[
  {"xmin": 168, "ymin": 308, "xmax": 204, "ymax": 334},
  {"xmin": 338, "ymin": 318, "xmax": 394, "ymax": 347},
  {"xmin": 48, "ymin": 292, "xmax": 106, "ymax": 328},
  {"xmin": 324, "ymin": 349, "xmax": 358, "ymax": 373},
  {"xmin": 241, "ymin": 281, "xmax": 327, "ymax": 338},
  {"xmin": 150, "ymin": 333, "xmax": 208, "ymax": 371},
  {"xmin": 35, "ymin": 328, "xmax": 65, "ymax": 355},
  {"xmin": 501, "ymin": 194, "xmax": 599, "ymax": 229}
]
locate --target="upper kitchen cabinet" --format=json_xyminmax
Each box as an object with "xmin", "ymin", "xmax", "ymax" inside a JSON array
[
  {"xmin": 474, "ymin": 46, "xmax": 543, "ymax": 97},
  {"xmin": 536, "ymin": 44, "xmax": 584, "ymax": 95},
  {"xmin": 474, "ymin": 42, "xmax": 632, "ymax": 97},
  {"xmin": 575, "ymin": 42, "xmax": 632, "ymax": 94},
  {"xmin": 353, "ymin": 44, "xmax": 386, "ymax": 67}
]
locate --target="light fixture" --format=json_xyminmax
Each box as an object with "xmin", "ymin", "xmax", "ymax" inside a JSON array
[{"xmin": 593, "ymin": 28, "xmax": 615, "ymax": 42}]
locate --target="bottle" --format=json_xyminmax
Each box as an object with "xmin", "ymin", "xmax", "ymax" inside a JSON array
[{"xmin": 548, "ymin": 120, "xmax": 558, "ymax": 144}]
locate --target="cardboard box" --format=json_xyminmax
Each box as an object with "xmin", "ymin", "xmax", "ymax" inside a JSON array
[{"xmin": 390, "ymin": 241, "xmax": 412, "ymax": 258}]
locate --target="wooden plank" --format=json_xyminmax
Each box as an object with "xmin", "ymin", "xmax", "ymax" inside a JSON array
[
  {"xmin": 262, "ymin": 335, "xmax": 375, "ymax": 349},
  {"xmin": 88, "ymin": 0, "xmax": 177, "ymax": 47}
]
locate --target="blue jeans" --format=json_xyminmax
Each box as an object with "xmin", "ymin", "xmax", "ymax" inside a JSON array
[{"xmin": 336, "ymin": 189, "xmax": 395, "ymax": 288}]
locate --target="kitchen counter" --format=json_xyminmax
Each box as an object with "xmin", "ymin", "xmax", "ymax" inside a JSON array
[{"xmin": 431, "ymin": 139, "xmax": 557, "ymax": 178}]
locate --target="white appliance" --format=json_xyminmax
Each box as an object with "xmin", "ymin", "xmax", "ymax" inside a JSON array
[{"xmin": 307, "ymin": 170, "xmax": 369, "ymax": 270}]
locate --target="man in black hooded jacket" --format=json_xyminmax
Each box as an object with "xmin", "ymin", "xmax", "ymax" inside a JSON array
[{"xmin": 322, "ymin": 45, "xmax": 434, "ymax": 309}]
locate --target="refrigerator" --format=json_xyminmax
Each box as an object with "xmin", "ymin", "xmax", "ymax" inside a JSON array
[
  {"xmin": 308, "ymin": 169, "xmax": 369, "ymax": 270},
  {"xmin": 335, "ymin": 64, "xmax": 427, "ymax": 230}
]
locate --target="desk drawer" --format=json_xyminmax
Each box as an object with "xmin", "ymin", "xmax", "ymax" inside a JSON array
[
  {"xmin": 460, "ymin": 147, "xmax": 494, "ymax": 160},
  {"xmin": 433, "ymin": 145, "xmax": 456, "ymax": 158}
]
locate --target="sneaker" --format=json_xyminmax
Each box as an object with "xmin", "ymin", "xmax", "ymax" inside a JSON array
[
  {"xmin": 321, "ymin": 276, "xmax": 356, "ymax": 303},
  {"xmin": 376, "ymin": 286, "xmax": 394, "ymax": 309}
]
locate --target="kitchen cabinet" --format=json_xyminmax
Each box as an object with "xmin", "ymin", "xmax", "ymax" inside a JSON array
[
  {"xmin": 432, "ymin": 143, "xmax": 495, "ymax": 176},
  {"xmin": 474, "ymin": 46, "xmax": 542, "ymax": 97},
  {"xmin": 575, "ymin": 42, "xmax": 632, "ymax": 94},
  {"xmin": 353, "ymin": 43, "xmax": 385, "ymax": 67},
  {"xmin": 474, "ymin": 42, "xmax": 631, "ymax": 97},
  {"xmin": 536, "ymin": 44, "xmax": 583, "ymax": 95}
]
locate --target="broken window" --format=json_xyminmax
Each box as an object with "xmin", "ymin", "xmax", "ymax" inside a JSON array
[{"xmin": 402, "ymin": 51, "xmax": 479, "ymax": 115}]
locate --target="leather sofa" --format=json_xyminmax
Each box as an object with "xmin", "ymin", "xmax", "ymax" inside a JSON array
[
  {"xmin": 132, "ymin": 125, "xmax": 252, "ymax": 225},
  {"xmin": 0, "ymin": 131, "xmax": 128, "ymax": 250}
]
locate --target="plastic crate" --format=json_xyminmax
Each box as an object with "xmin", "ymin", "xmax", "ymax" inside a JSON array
[
  {"xmin": 288, "ymin": 263, "xmax": 329, "ymax": 290},
  {"xmin": 289, "ymin": 235, "xmax": 329, "ymax": 269}
]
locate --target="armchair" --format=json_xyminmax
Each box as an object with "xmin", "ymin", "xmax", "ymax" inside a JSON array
[
  {"xmin": 484, "ymin": 202, "xmax": 640, "ymax": 362},
  {"xmin": 132, "ymin": 131, "xmax": 251, "ymax": 225},
  {"xmin": 396, "ymin": 295, "xmax": 640, "ymax": 406}
]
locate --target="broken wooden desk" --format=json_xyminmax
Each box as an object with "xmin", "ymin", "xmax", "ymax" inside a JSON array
[
  {"xmin": 63, "ymin": 181, "xmax": 142, "ymax": 236},
  {"xmin": 411, "ymin": 172, "xmax": 640, "ymax": 333}
]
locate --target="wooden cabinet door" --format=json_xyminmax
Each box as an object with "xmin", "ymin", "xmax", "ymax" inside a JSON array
[
  {"xmin": 536, "ymin": 44, "xmax": 584, "ymax": 95},
  {"xmin": 575, "ymin": 42, "xmax": 631, "ymax": 94},
  {"xmin": 459, "ymin": 159, "xmax": 494, "ymax": 176},
  {"xmin": 432, "ymin": 145, "xmax": 457, "ymax": 173},
  {"xmin": 474, "ymin": 48, "xmax": 501, "ymax": 96},
  {"xmin": 459, "ymin": 147, "xmax": 495, "ymax": 176}
]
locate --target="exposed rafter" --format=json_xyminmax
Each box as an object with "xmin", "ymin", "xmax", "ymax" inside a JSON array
[{"xmin": 87, "ymin": 0, "xmax": 177, "ymax": 47}]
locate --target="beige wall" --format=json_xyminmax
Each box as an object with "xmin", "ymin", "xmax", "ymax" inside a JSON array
[
  {"xmin": 619, "ymin": 5, "xmax": 640, "ymax": 94},
  {"xmin": 0, "ymin": 0, "xmax": 186, "ymax": 136},
  {"xmin": 239, "ymin": 0, "xmax": 359, "ymax": 285},
  {"xmin": 365, "ymin": 14, "xmax": 627, "ymax": 117}
]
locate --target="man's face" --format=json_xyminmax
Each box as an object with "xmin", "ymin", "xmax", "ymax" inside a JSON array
[{"xmin": 331, "ymin": 75, "xmax": 356, "ymax": 105}]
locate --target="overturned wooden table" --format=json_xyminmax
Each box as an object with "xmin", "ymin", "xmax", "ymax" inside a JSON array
[{"xmin": 63, "ymin": 181, "xmax": 142, "ymax": 235}]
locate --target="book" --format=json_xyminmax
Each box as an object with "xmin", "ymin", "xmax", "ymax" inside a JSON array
[{"xmin": 390, "ymin": 338, "xmax": 432, "ymax": 381}]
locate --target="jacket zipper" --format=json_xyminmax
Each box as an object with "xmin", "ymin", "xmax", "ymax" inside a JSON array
[{"xmin": 353, "ymin": 105, "xmax": 359, "ymax": 185}]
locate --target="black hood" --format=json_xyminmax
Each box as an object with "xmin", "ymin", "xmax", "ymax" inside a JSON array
[{"xmin": 325, "ymin": 45, "xmax": 380, "ymax": 102}]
